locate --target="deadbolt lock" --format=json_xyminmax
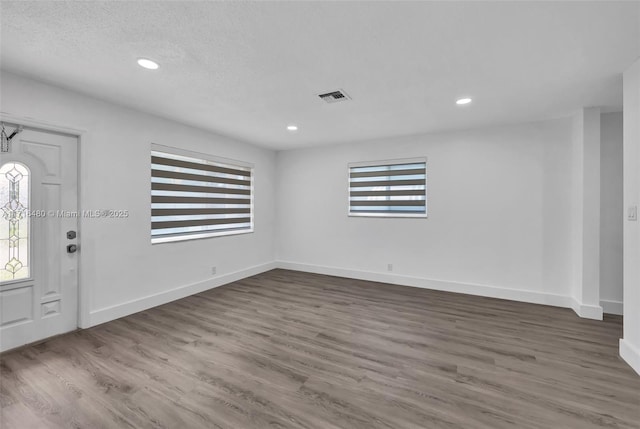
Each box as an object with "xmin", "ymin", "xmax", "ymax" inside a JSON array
[{"xmin": 67, "ymin": 230, "xmax": 76, "ymax": 240}]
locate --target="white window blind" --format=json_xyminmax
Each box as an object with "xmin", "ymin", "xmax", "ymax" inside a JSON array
[
  {"xmin": 151, "ymin": 145, "xmax": 253, "ymax": 243},
  {"xmin": 348, "ymin": 158, "xmax": 427, "ymax": 217}
]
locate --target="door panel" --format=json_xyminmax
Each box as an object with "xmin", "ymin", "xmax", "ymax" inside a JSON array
[
  {"xmin": 0, "ymin": 127, "xmax": 78, "ymax": 352},
  {"xmin": 0, "ymin": 286, "xmax": 32, "ymax": 327},
  {"xmin": 42, "ymin": 183, "xmax": 62, "ymax": 297}
]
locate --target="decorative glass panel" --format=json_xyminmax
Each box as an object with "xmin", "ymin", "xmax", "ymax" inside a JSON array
[{"xmin": 0, "ymin": 162, "xmax": 30, "ymax": 282}]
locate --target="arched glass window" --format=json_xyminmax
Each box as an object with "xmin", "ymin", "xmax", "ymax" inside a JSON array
[{"xmin": 0, "ymin": 162, "xmax": 30, "ymax": 282}]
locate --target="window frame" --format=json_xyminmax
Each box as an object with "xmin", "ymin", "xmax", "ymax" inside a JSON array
[
  {"xmin": 347, "ymin": 157, "xmax": 427, "ymax": 219},
  {"xmin": 151, "ymin": 143, "xmax": 255, "ymax": 244}
]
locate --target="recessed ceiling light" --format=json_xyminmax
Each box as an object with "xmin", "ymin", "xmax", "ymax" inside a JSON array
[
  {"xmin": 137, "ymin": 58, "xmax": 159, "ymax": 70},
  {"xmin": 287, "ymin": 125, "xmax": 298, "ymax": 132},
  {"xmin": 456, "ymin": 97, "xmax": 472, "ymax": 105}
]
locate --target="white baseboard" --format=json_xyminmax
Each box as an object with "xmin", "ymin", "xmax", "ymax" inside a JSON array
[
  {"xmin": 89, "ymin": 262, "xmax": 277, "ymax": 327},
  {"xmin": 600, "ymin": 300, "xmax": 624, "ymax": 315},
  {"xmin": 570, "ymin": 298, "xmax": 604, "ymax": 320},
  {"xmin": 620, "ymin": 339, "xmax": 640, "ymax": 376},
  {"xmin": 277, "ymin": 261, "xmax": 575, "ymax": 310},
  {"xmin": 87, "ymin": 260, "xmax": 614, "ymax": 328}
]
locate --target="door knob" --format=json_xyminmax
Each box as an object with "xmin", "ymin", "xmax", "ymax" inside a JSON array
[{"xmin": 67, "ymin": 244, "xmax": 78, "ymax": 253}]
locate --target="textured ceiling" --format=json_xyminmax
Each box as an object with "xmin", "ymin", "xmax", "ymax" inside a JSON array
[{"xmin": 1, "ymin": 1, "xmax": 638, "ymax": 149}]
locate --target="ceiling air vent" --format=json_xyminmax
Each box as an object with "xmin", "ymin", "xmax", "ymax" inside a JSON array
[{"xmin": 318, "ymin": 90, "xmax": 350, "ymax": 104}]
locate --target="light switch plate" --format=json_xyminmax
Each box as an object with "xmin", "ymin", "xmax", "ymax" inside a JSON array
[{"xmin": 629, "ymin": 206, "xmax": 637, "ymax": 221}]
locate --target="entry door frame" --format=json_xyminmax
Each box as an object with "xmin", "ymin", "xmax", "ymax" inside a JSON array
[{"xmin": 0, "ymin": 112, "xmax": 90, "ymax": 329}]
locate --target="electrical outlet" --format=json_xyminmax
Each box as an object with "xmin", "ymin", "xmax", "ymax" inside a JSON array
[
  {"xmin": 211, "ymin": 266, "xmax": 217, "ymax": 275},
  {"xmin": 387, "ymin": 264, "xmax": 393, "ymax": 272}
]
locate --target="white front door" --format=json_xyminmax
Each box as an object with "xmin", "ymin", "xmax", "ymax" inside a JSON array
[{"xmin": 0, "ymin": 126, "xmax": 79, "ymax": 352}]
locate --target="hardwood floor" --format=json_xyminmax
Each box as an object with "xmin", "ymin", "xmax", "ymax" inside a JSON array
[{"xmin": 1, "ymin": 269, "xmax": 638, "ymax": 428}]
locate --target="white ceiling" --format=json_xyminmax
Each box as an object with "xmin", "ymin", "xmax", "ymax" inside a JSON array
[{"xmin": 1, "ymin": 1, "xmax": 638, "ymax": 150}]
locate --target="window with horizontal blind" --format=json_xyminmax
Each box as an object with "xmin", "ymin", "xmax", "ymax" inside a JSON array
[
  {"xmin": 348, "ymin": 158, "xmax": 427, "ymax": 217},
  {"xmin": 151, "ymin": 145, "xmax": 253, "ymax": 243}
]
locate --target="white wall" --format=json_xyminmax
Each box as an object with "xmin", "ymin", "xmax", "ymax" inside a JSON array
[
  {"xmin": 600, "ymin": 112, "xmax": 623, "ymax": 315},
  {"xmin": 0, "ymin": 71, "xmax": 277, "ymax": 327},
  {"xmin": 622, "ymin": 58, "xmax": 640, "ymax": 375},
  {"xmin": 276, "ymin": 119, "xmax": 575, "ymax": 306}
]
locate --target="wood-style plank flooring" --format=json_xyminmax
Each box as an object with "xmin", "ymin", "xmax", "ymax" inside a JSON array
[{"xmin": 1, "ymin": 269, "xmax": 639, "ymax": 428}]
